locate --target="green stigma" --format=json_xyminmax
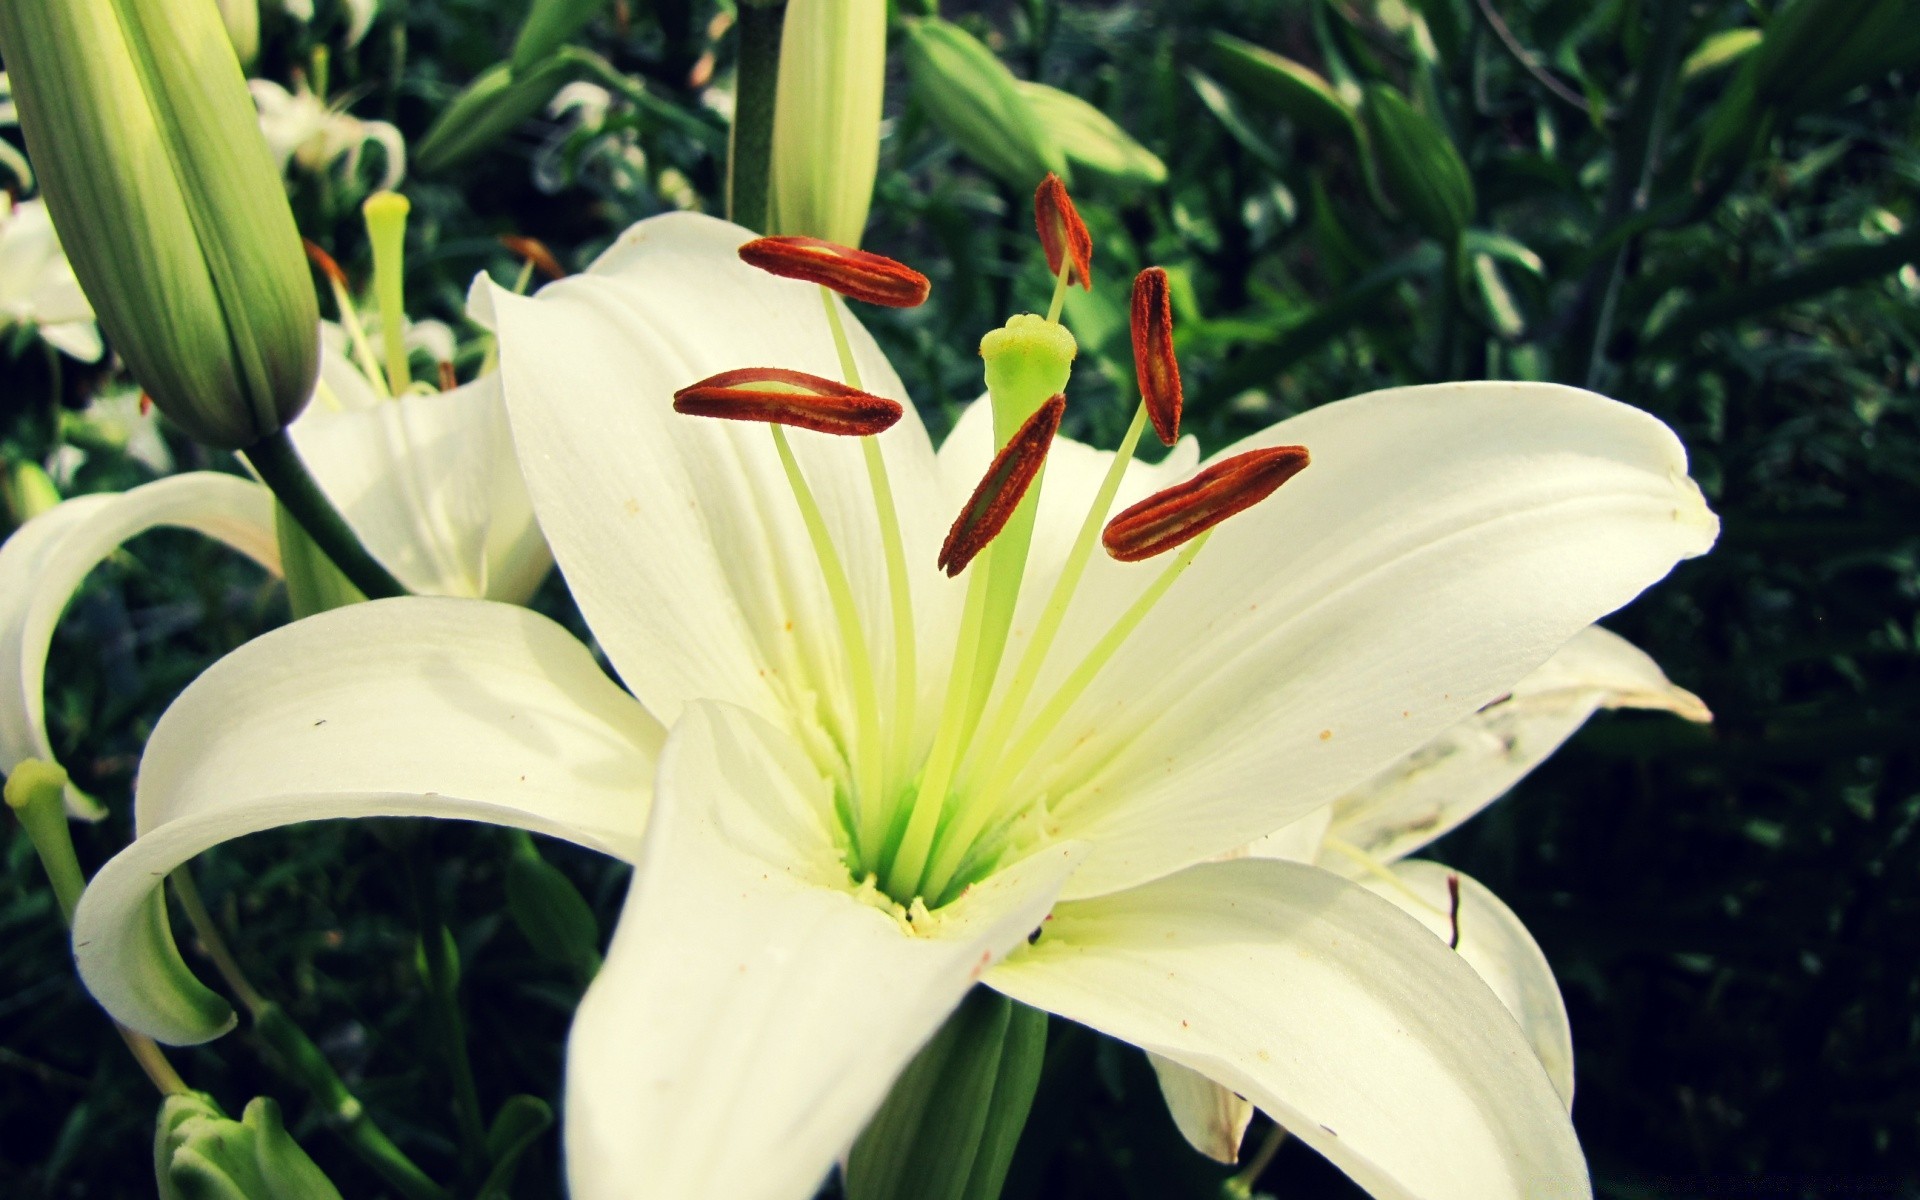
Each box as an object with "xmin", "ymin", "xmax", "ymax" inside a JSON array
[{"xmin": 981, "ymin": 314, "xmax": 1076, "ymax": 441}]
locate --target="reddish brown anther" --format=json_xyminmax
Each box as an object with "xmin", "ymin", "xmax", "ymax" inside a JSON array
[
  {"xmin": 1446, "ymin": 873, "xmax": 1463, "ymax": 950},
  {"xmin": 1102, "ymin": 444, "xmax": 1310, "ymax": 562},
  {"xmin": 1131, "ymin": 267, "xmax": 1182, "ymax": 445},
  {"xmin": 673, "ymin": 367, "xmax": 903, "ymax": 436},
  {"xmin": 438, "ymin": 361, "xmax": 459, "ymax": 392},
  {"xmin": 1034, "ymin": 174, "xmax": 1092, "ymax": 290},
  {"xmin": 938, "ymin": 394, "xmax": 1069, "ymax": 577},
  {"xmin": 499, "ymin": 235, "xmax": 568, "ymax": 281},
  {"xmin": 302, "ymin": 239, "xmax": 348, "ymax": 288},
  {"xmin": 737, "ymin": 236, "xmax": 931, "ymax": 307}
]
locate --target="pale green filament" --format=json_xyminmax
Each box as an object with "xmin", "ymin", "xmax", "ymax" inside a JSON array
[
  {"xmin": 320, "ymin": 270, "xmax": 388, "ymax": 399},
  {"xmin": 1321, "ymin": 837, "xmax": 1446, "ymax": 917},
  {"xmin": 362, "ymin": 192, "xmax": 413, "ymax": 396},
  {"xmin": 885, "ymin": 563, "xmax": 990, "ymax": 898},
  {"xmin": 1044, "ymin": 259, "xmax": 1071, "ymax": 324},
  {"xmin": 955, "ymin": 403, "xmax": 1149, "ymax": 800},
  {"xmin": 821, "ymin": 288, "xmax": 918, "ymax": 797},
  {"xmin": 769, "ymin": 425, "xmax": 885, "ymax": 855},
  {"xmin": 921, "ymin": 531, "xmax": 1213, "ymax": 901}
]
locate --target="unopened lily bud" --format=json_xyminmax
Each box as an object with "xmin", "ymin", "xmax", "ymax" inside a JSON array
[
  {"xmin": 156, "ymin": 1093, "xmax": 343, "ymax": 1200},
  {"xmin": 1016, "ymin": 81, "xmax": 1167, "ymax": 187},
  {"xmin": 674, "ymin": 367, "xmax": 903, "ymax": 435},
  {"xmin": 0, "ymin": 0, "xmax": 321, "ymax": 451},
  {"xmin": 980, "ymin": 313, "xmax": 1076, "ymax": 441},
  {"xmin": 901, "ymin": 17, "xmax": 1068, "ymax": 190},
  {"xmin": 214, "ymin": 0, "xmax": 259, "ymax": 70},
  {"xmin": 1034, "ymin": 174, "xmax": 1092, "ymax": 290},
  {"xmin": 738, "ymin": 236, "xmax": 930, "ymax": 307},
  {"xmin": 511, "ymin": 0, "xmax": 612, "ymax": 74},
  {"xmin": 1359, "ymin": 84, "xmax": 1475, "ymax": 246},
  {"xmin": 772, "ymin": 0, "xmax": 887, "ymax": 247},
  {"xmin": 939, "ymin": 393, "xmax": 1066, "ymax": 577},
  {"xmin": 1103, "ymin": 445, "xmax": 1310, "ymax": 562},
  {"xmin": 1130, "ymin": 268, "xmax": 1182, "ymax": 445},
  {"xmin": 3, "ymin": 460, "xmax": 62, "ymax": 525}
]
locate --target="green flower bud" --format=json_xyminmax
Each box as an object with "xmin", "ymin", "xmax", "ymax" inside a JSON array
[
  {"xmin": 0, "ymin": 0, "xmax": 321, "ymax": 450},
  {"xmin": 3, "ymin": 460, "xmax": 61, "ymax": 525},
  {"xmin": 1208, "ymin": 33, "xmax": 1359, "ymax": 143},
  {"xmin": 980, "ymin": 313, "xmax": 1075, "ymax": 442},
  {"xmin": 902, "ymin": 17, "xmax": 1068, "ymax": 190},
  {"xmin": 512, "ymin": 0, "xmax": 612, "ymax": 75},
  {"xmin": 414, "ymin": 54, "xmax": 588, "ymax": 175},
  {"xmin": 1359, "ymin": 84, "xmax": 1475, "ymax": 247},
  {"xmin": 155, "ymin": 1093, "xmax": 343, "ymax": 1200},
  {"xmin": 214, "ymin": 0, "xmax": 260, "ymax": 71},
  {"xmin": 1014, "ymin": 81, "xmax": 1166, "ymax": 188},
  {"xmin": 505, "ymin": 832, "xmax": 602, "ymax": 983},
  {"xmin": 771, "ymin": 0, "xmax": 888, "ymax": 247}
]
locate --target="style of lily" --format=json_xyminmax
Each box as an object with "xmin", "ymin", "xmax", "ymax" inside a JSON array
[
  {"xmin": 1153, "ymin": 624, "xmax": 1712, "ymax": 1162},
  {"xmin": 0, "ymin": 193, "xmax": 103, "ymax": 362},
  {"xmin": 68, "ymin": 180, "xmax": 1716, "ymax": 1200},
  {"xmin": 0, "ymin": 215, "xmax": 548, "ymax": 817}
]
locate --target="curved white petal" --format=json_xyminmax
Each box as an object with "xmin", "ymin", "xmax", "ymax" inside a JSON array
[
  {"xmin": 0, "ymin": 474, "xmax": 278, "ymax": 817},
  {"xmin": 290, "ymin": 373, "xmax": 550, "ymax": 603},
  {"xmin": 987, "ymin": 858, "xmax": 1589, "ymax": 1200},
  {"xmin": 1015, "ymin": 382, "xmax": 1718, "ymax": 899},
  {"xmin": 1149, "ymin": 1052, "xmax": 1254, "ymax": 1164},
  {"xmin": 34, "ymin": 318, "xmax": 104, "ymax": 363},
  {"xmin": 566, "ymin": 701, "xmax": 1082, "ymax": 1200},
  {"xmin": 1362, "ymin": 861, "xmax": 1575, "ymax": 1109},
  {"xmin": 71, "ymin": 598, "xmax": 662, "ymax": 1045},
  {"xmin": 1330, "ymin": 625, "xmax": 1709, "ymax": 866},
  {"xmin": 482, "ymin": 212, "xmax": 955, "ymax": 738}
]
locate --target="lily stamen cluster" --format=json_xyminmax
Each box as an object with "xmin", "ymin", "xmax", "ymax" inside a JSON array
[{"xmin": 671, "ymin": 177, "xmax": 1312, "ymax": 912}]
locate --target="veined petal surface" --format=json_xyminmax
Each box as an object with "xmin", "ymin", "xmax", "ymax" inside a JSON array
[
  {"xmin": 1329, "ymin": 625, "xmax": 1709, "ymax": 867},
  {"xmin": 1007, "ymin": 382, "xmax": 1717, "ymax": 899},
  {"xmin": 290, "ymin": 373, "xmax": 550, "ymax": 603},
  {"xmin": 988, "ymin": 858, "xmax": 1589, "ymax": 1200},
  {"xmin": 0, "ymin": 474, "xmax": 277, "ymax": 816},
  {"xmin": 1363, "ymin": 861, "xmax": 1576, "ymax": 1108},
  {"xmin": 483, "ymin": 212, "xmax": 955, "ymax": 741},
  {"xmin": 72, "ymin": 598, "xmax": 662, "ymax": 1045},
  {"xmin": 566, "ymin": 701, "xmax": 1081, "ymax": 1200}
]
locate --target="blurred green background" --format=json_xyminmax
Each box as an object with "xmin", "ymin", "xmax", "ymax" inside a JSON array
[{"xmin": 2, "ymin": 0, "xmax": 1915, "ymax": 1196}]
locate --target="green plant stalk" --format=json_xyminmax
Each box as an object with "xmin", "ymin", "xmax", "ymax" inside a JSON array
[
  {"xmin": 169, "ymin": 872, "xmax": 447, "ymax": 1200},
  {"xmin": 243, "ymin": 429, "xmax": 407, "ymax": 600},
  {"xmin": 730, "ymin": 0, "xmax": 788, "ymax": 231}
]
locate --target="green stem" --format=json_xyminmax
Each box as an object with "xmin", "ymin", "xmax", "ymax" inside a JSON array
[
  {"xmin": 1224, "ymin": 1123, "xmax": 1289, "ymax": 1198},
  {"xmin": 730, "ymin": 0, "xmax": 788, "ymax": 232},
  {"xmin": 169, "ymin": 871, "xmax": 447, "ymax": 1200},
  {"xmin": 243, "ymin": 429, "xmax": 407, "ymax": 600}
]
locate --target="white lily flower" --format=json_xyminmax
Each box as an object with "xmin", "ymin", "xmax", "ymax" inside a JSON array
[
  {"xmin": 0, "ymin": 195, "xmax": 103, "ymax": 362},
  {"xmin": 250, "ymin": 77, "xmax": 405, "ymax": 192},
  {"xmin": 0, "ymin": 338, "xmax": 548, "ymax": 817},
  {"xmin": 69, "ymin": 212, "xmax": 1717, "ymax": 1199},
  {"xmin": 1158, "ymin": 625, "xmax": 1713, "ymax": 1161}
]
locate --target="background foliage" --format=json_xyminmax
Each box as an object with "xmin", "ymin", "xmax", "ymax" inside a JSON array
[{"xmin": 3, "ymin": 0, "xmax": 1916, "ymax": 1196}]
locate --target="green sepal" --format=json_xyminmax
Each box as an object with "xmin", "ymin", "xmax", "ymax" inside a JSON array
[
  {"xmin": 476, "ymin": 1094, "xmax": 554, "ymax": 1200},
  {"xmin": 901, "ymin": 17, "xmax": 1068, "ymax": 189},
  {"xmin": 845, "ymin": 988, "xmax": 1049, "ymax": 1200},
  {"xmin": 1358, "ymin": 83, "xmax": 1475, "ymax": 246},
  {"xmin": 415, "ymin": 54, "xmax": 590, "ymax": 174},
  {"xmin": 274, "ymin": 501, "xmax": 366, "ymax": 619},
  {"xmin": 504, "ymin": 830, "xmax": 602, "ymax": 984},
  {"xmin": 510, "ymin": 0, "xmax": 611, "ymax": 74}
]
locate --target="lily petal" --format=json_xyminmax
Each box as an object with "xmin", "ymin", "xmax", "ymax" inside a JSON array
[
  {"xmin": 566, "ymin": 700, "xmax": 1082, "ymax": 1200},
  {"xmin": 1330, "ymin": 625, "xmax": 1709, "ymax": 866},
  {"xmin": 0, "ymin": 474, "xmax": 277, "ymax": 817},
  {"xmin": 1361, "ymin": 861, "xmax": 1576, "ymax": 1109},
  {"xmin": 1016, "ymin": 382, "xmax": 1718, "ymax": 899},
  {"xmin": 71, "ymin": 597, "xmax": 662, "ymax": 1045},
  {"xmin": 290, "ymin": 374, "xmax": 550, "ymax": 603},
  {"xmin": 1148, "ymin": 1052, "xmax": 1254, "ymax": 1164},
  {"xmin": 481, "ymin": 213, "xmax": 955, "ymax": 740},
  {"xmin": 988, "ymin": 858, "xmax": 1589, "ymax": 1200}
]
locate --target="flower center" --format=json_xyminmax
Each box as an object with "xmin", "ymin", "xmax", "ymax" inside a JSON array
[{"xmin": 677, "ymin": 181, "xmax": 1310, "ymax": 912}]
